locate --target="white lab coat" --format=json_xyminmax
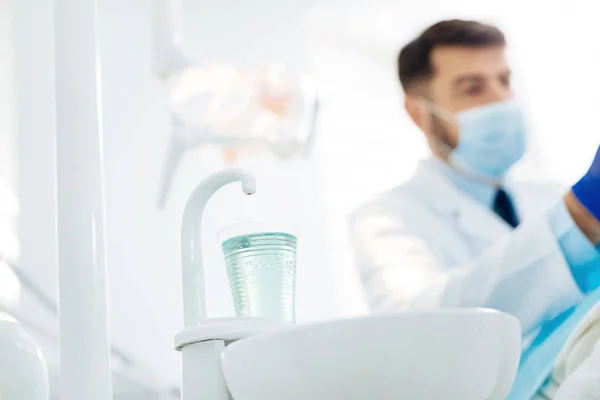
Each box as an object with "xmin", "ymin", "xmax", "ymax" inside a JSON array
[{"xmin": 350, "ymin": 159, "xmax": 585, "ymax": 337}]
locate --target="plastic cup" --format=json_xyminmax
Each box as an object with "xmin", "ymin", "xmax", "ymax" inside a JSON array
[{"xmin": 218, "ymin": 222, "xmax": 298, "ymax": 323}]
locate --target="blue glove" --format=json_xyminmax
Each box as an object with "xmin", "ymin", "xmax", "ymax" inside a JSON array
[{"xmin": 573, "ymin": 145, "xmax": 600, "ymax": 220}]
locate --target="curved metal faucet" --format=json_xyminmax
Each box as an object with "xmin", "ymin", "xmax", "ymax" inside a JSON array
[{"xmin": 180, "ymin": 169, "xmax": 256, "ymax": 328}]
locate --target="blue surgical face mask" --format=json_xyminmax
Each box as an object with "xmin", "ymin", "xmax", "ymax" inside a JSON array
[{"xmin": 426, "ymin": 99, "xmax": 527, "ymax": 181}]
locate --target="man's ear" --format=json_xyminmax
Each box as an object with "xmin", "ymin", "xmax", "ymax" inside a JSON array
[{"xmin": 405, "ymin": 95, "xmax": 432, "ymax": 134}]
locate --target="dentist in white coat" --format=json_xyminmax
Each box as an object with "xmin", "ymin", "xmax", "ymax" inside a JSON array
[{"xmin": 350, "ymin": 19, "xmax": 600, "ymax": 343}]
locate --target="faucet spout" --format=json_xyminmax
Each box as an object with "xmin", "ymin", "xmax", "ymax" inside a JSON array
[{"xmin": 181, "ymin": 169, "xmax": 256, "ymax": 328}]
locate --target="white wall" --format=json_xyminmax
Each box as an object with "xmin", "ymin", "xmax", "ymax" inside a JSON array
[{"xmin": 504, "ymin": 1, "xmax": 600, "ymax": 181}]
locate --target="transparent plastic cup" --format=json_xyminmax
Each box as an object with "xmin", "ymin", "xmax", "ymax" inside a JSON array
[{"xmin": 218, "ymin": 222, "xmax": 298, "ymax": 323}]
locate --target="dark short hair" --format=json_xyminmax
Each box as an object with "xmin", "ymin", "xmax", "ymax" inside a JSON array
[{"xmin": 398, "ymin": 20, "xmax": 505, "ymax": 92}]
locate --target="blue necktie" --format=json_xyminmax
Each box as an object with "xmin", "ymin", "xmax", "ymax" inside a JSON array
[{"xmin": 493, "ymin": 188, "xmax": 519, "ymax": 228}]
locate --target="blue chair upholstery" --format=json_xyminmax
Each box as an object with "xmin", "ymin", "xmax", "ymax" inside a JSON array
[{"xmin": 508, "ymin": 288, "xmax": 600, "ymax": 399}]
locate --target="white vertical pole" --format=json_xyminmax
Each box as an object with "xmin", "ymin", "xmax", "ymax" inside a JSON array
[{"xmin": 54, "ymin": 0, "xmax": 113, "ymax": 398}]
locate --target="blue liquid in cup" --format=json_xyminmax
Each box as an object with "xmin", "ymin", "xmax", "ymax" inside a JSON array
[{"xmin": 221, "ymin": 232, "xmax": 297, "ymax": 323}]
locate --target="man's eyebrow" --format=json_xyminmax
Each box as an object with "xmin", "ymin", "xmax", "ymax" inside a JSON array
[
  {"xmin": 453, "ymin": 74, "xmax": 485, "ymax": 86},
  {"xmin": 453, "ymin": 69, "xmax": 511, "ymax": 85}
]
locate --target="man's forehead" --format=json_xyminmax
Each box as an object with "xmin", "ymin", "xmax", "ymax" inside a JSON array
[{"xmin": 430, "ymin": 45, "xmax": 508, "ymax": 78}]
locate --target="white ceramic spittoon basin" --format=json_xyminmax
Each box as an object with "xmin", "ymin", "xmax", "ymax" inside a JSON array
[
  {"xmin": 221, "ymin": 310, "xmax": 521, "ymax": 400},
  {"xmin": 174, "ymin": 168, "xmax": 522, "ymax": 400}
]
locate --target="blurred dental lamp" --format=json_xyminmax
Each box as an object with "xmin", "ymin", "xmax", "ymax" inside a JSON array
[{"xmin": 153, "ymin": 0, "xmax": 319, "ymax": 208}]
